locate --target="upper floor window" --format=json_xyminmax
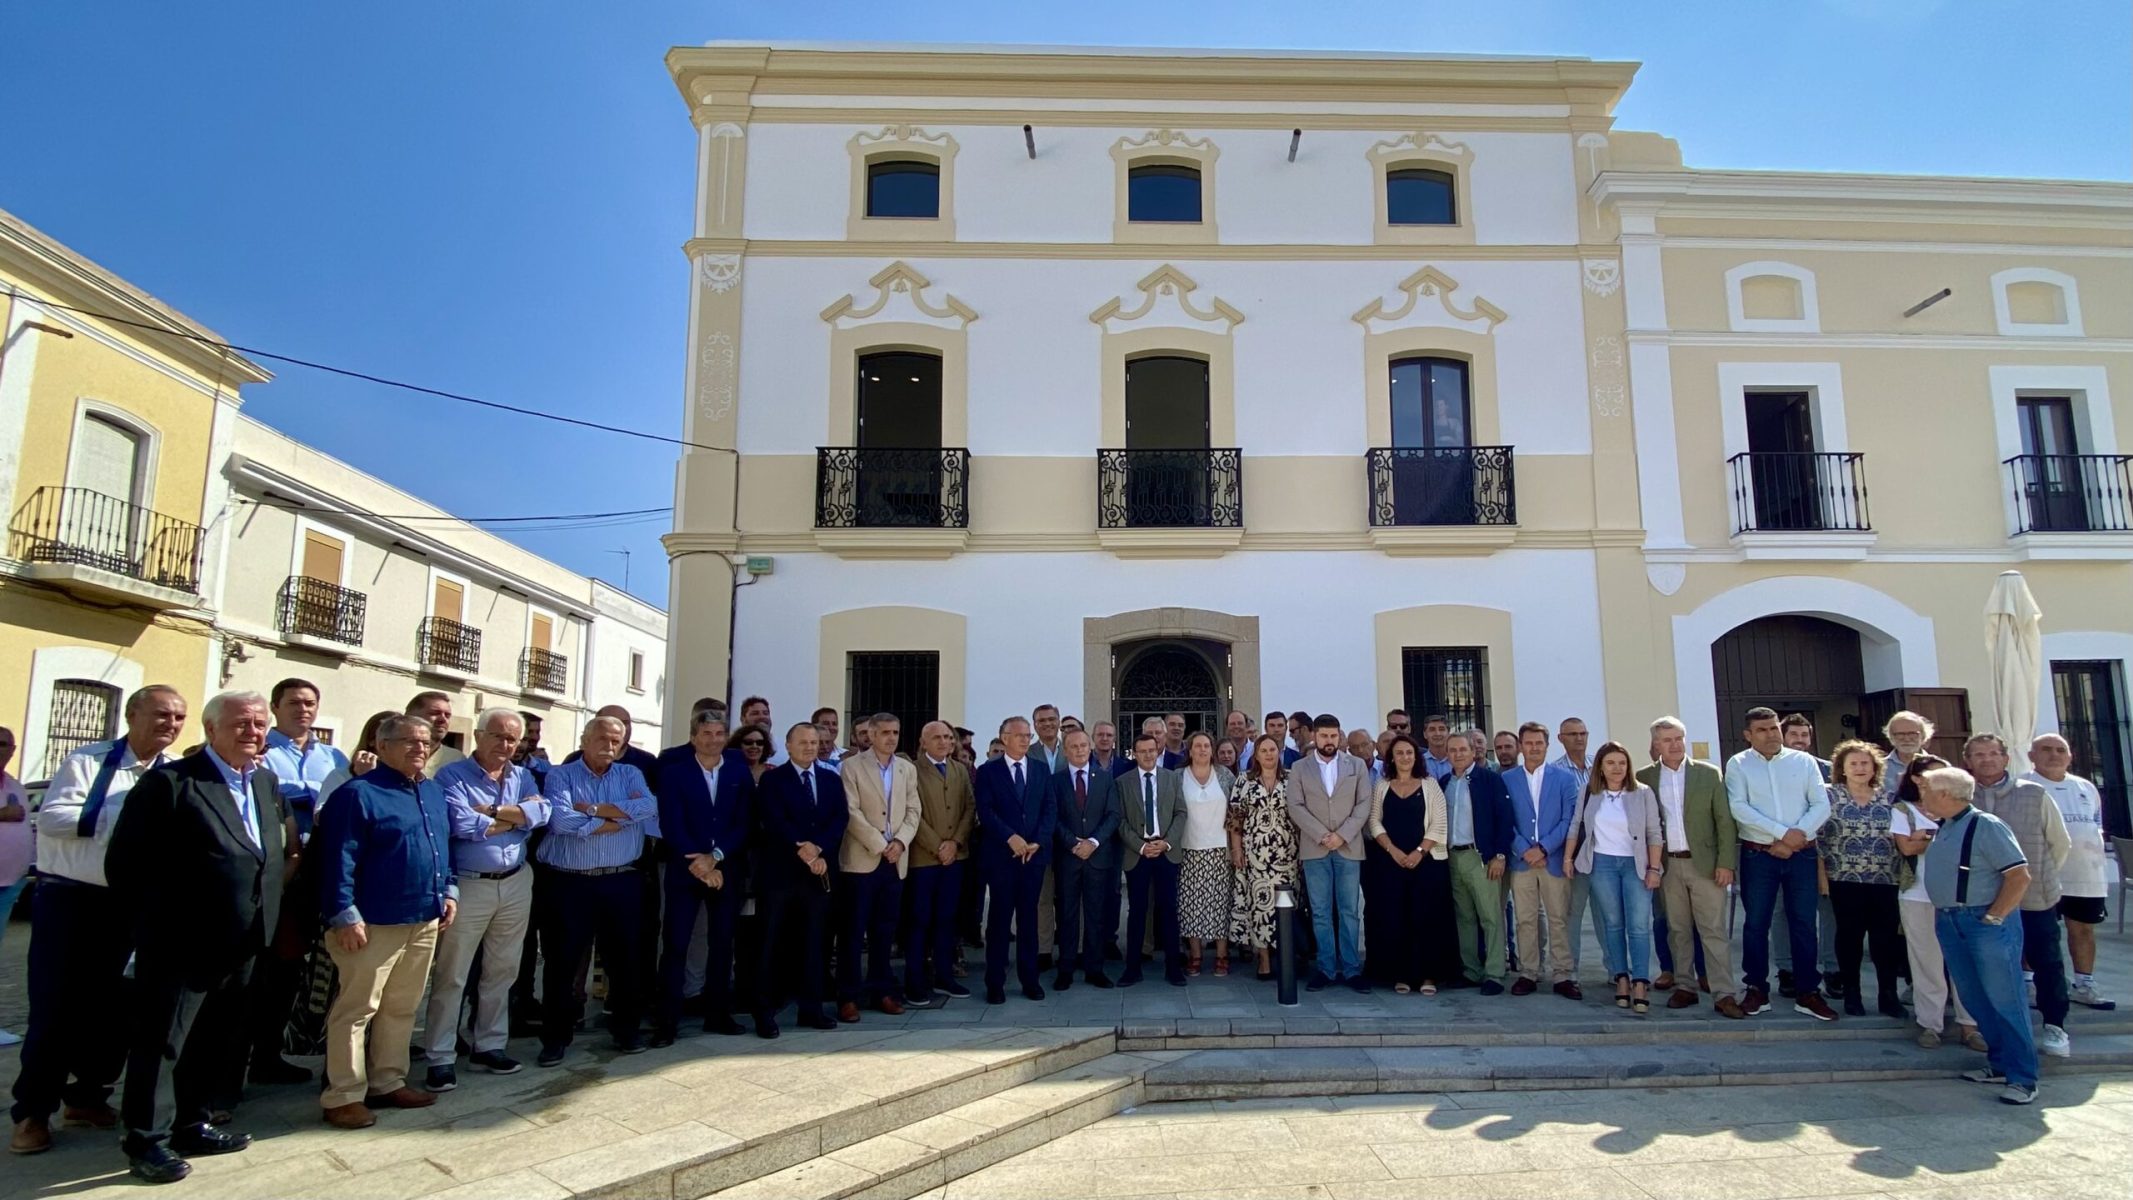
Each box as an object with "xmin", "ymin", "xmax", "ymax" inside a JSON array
[
  {"xmin": 1992, "ymin": 267, "xmax": 2083, "ymax": 337},
  {"xmin": 628, "ymin": 650, "xmax": 646, "ymax": 692},
  {"xmin": 1127, "ymin": 163, "xmax": 1203, "ymax": 223},
  {"xmin": 1389, "ymin": 356, "xmax": 1470, "ymax": 449},
  {"xmin": 70, "ymin": 412, "xmax": 147, "ymax": 506},
  {"xmin": 865, "ymin": 159, "xmax": 940, "ymax": 219},
  {"xmin": 1386, "ymin": 168, "xmax": 1457, "ymax": 226}
]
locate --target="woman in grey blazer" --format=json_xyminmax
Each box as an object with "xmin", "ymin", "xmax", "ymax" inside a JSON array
[{"xmin": 1565, "ymin": 741, "xmax": 1665, "ymax": 1012}]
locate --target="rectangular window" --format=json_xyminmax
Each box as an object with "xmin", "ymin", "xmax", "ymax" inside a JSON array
[
  {"xmin": 847, "ymin": 651, "xmax": 940, "ymax": 755},
  {"xmin": 1126, "ymin": 163, "xmax": 1202, "ymax": 223},
  {"xmin": 865, "ymin": 159, "xmax": 940, "ymax": 219},
  {"xmin": 45, "ymin": 679, "xmax": 120, "ymax": 776},
  {"xmin": 628, "ymin": 650, "xmax": 645, "ymax": 692},
  {"xmin": 529, "ymin": 612, "xmax": 553, "ymax": 653},
  {"xmin": 1386, "ymin": 167, "xmax": 1457, "ymax": 226},
  {"xmin": 2053, "ymin": 660, "xmax": 2131, "ymax": 838},
  {"xmin": 1400, "ymin": 647, "xmax": 1490, "ymax": 735},
  {"xmin": 300, "ymin": 529, "xmax": 345, "ymax": 583},
  {"xmin": 432, "ymin": 576, "xmax": 465, "ymax": 624}
]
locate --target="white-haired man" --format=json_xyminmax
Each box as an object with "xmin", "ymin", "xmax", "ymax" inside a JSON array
[
  {"xmin": 1915, "ymin": 766, "xmax": 2037, "ymax": 1105},
  {"xmin": 2024, "ymin": 733, "xmax": 2114, "ymax": 1011}
]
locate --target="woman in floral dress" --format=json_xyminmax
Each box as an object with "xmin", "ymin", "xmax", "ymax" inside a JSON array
[{"xmin": 1228, "ymin": 734, "xmax": 1300, "ymax": 980}]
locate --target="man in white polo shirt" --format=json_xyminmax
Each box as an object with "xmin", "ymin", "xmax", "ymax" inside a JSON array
[{"xmin": 2024, "ymin": 733, "xmax": 2114, "ymax": 1011}]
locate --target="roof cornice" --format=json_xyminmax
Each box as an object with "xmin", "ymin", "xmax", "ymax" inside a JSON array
[{"xmin": 1592, "ymin": 169, "xmax": 2133, "ymax": 229}]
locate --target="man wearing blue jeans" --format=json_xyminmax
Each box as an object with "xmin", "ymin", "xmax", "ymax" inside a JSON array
[
  {"xmin": 1915, "ymin": 764, "xmax": 2039, "ymax": 1104},
  {"xmin": 1285, "ymin": 716, "xmax": 1370, "ymax": 992},
  {"xmin": 1725, "ymin": 707, "xmax": 1837, "ymax": 1022}
]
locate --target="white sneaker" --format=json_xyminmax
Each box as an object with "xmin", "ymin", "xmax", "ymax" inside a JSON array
[
  {"xmin": 2069, "ymin": 981, "xmax": 2117, "ymax": 1010},
  {"xmin": 2039, "ymin": 1024, "xmax": 2071, "ymax": 1058},
  {"xmin": 2000, "ymin": 1082, "xmax": 2038, "ymax": 1105},
  {"xmin": 0, "ymin": 1028, "xmax": 20, "ymax": 1048}
]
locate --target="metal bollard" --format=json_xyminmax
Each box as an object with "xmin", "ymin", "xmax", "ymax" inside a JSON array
[{"xmin": 1274, "ymin": 887, "xmax": 1299, "ymax": 1007}]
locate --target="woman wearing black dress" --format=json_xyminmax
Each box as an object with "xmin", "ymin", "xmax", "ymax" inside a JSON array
[{"xmin": 1364, "ymin": 736, "xmax": 1456, "ymax": 994}]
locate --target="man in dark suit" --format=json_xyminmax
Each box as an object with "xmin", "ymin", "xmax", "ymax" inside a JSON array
[
  {"xmin": 750, "ymin": 723, "xmax": 845, "ymax": 1038},
  {"xmin": 1438, "ymin": 734, "xmax": 1515, "ymax": 995},
  {"xmin": 975, "ymin": 716, "xmax": 1056, "ymax": 1003},
  {"xmin": 907, "ymin": 721, "xmax": 976, "ymax": 1006},
  {"xmin": 107, "ymin": 690, "xmax": 292, "ymax": 1184},
  {"xmin": 1048, "ymin": 729, "xmax": 1119, "ymax": 990},
  {"xmin": 653, "ymin": 712, "xmax": 752, "ymax": 1044},
  {"xmin": 1115, "ymin": 732, "xmax": 1186, "ymax": 987}
]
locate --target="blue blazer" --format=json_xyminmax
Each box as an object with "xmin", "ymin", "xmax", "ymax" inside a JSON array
[
  {"xmin": 974, "ymin": 756, "xmax": 1056, "ymax": 868},
  {"xmin": 1502, "ymin": 761, "xmax": 1580, "ymax": 876},
  {"xmin": 1048, "ymin": 760, "xmax": 1119, "ymax": 868},
  {"xmin": 1439, "ymin": 766, "xmax": 1515, "ymax": 863},
  {"xmin": 654, "ymin": 745, "xmax": 752, "ymax": 867},
  {"xmin": 753, "ymin": 761, "xmax": 846, "ymax": 891}
]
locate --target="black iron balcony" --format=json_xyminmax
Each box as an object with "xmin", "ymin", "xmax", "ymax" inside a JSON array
[
  {"xmin": 8, "ymin": 485, "xmax": 204, "ymax": 591},
  {"xmin": 1728, "ymin": 451, "xmax": 1870, "ymax": 534},
  {"xmin": 1366, "ymin": 446, "xmax": 1516, "ymax": 527},
  {"xmin": 519, "ymin": 646, "xmax": 567, "ymax": 693},
  {"xmin": 1097, "ymin": 448, "xmax": 1242, "ymax": 529},
  {"xmin": 418, "ymin": 616, "xmax": 481, "ymax": 675},
  {"xmin": 276, "ymin": 575, "xmax": 366, "ymax": 646},
  {"xmin": 815, "ymin": 447, "xmax": 970, "ymax": 528},
  {"xmin": 2006, "ymin": 454, "xmax": 2133, "ymax": 534}
]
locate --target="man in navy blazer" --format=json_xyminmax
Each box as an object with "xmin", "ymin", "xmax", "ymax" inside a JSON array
[
  {"xmin": 652, "ymin": 713, "xmax": 752, "ymax": 1044},
  {"xmin": 1047, "ymin": 730, "xmax": 1119, "ymax": 990},
  {"xmin": 1437, "ymin": 736, "xmax": 1515, "ymax": 994},
  {"xmin": 746, "ymin": 724, "xmax": 844, "ymax": 1038},
  {"xmin": 974, "ymin": 716, "xmax": 1056, "ymax": 1003},
  {"xmin": 1500, "ymin": 723, "xmax": 1583, "ymax": 998}
]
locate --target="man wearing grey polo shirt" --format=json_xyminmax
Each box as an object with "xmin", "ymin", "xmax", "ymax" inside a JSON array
[
  {"xmin": 1726, "ymin": 707, "xmax": 1837, "ymax": 1022},
  {"xmin": 1914, "ymin": 765, "xmax": 2038, "ymax": 1105}
]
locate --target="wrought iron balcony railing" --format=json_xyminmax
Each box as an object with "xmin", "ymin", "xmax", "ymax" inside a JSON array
[
  {"xmin": 8, "ymin": 485, "xmax": 204, "ymax": 591},
  {"xmin": 1097, "ymin": 448, "xmax": 1242, "ymax": 529},
  {"xmin": 1366, "ymin": 446, "xmax": 1516, "ymax": 527},
  {"xmin": 2006, "ymin": 454, "xmax": 2133, "ymax": 535},
  {"xmin": 276, "ymin": 575, "xmax": 366, "ymax": 646},
  {"xmin": 520, "ymin": 646, "xmax": 568, "ymax": 693},
  {"xmin": 418, "ymin": 615, "xmax": 481, "ymax": 674},
  {"xmin": 815, "ymin": 447, "xmax": 970, "ymax": 528},
  {"xmin": 1727, "ymin": 451, "xmax": 1870, "ymax": 534}
]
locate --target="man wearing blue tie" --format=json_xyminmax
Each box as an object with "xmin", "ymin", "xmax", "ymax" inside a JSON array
[
  {"xmin": 749, "ymin": 724, "xmax": 847, "ymax": 1037},
  {"xmin": 974, "ymin": 717, "xmax": 1056, "ymax": 1003},
  {"xmin": 1115, "ymin": 732, "xmax": 1186, "ymax": 987}
]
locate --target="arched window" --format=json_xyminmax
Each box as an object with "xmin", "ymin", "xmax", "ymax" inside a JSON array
[
  {"xmin": 864, "ymin": 159, "xmax": 940, "ymax": 219},
  {"xmin": 1127, "ymin": 163, "xmax": 1203, "ymax": 223},
  {"xmin": 1386, "ymin": 167, "xmax": 1457, "ymax": 226}
]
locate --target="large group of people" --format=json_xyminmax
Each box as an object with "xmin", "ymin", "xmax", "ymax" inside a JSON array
[{"xmin": 3, "ymin": 683, "xmax": 2118, "ymax": 1181}]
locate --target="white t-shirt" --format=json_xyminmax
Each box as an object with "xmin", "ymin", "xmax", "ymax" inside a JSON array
[
  {"xmin": 1888, "ymin": 802, "xmax": 1937, "ymax": 905},
  {"xmin": 2025, "ymin": 771, "xmax": 2107, "ymax": 898},
  {"xmin": 1590, "ymin": 791, "xmax": 1636, "ymax": 858},
  {"xmin": 1179, "ymin": 768, "xmax": 1230, "ymax": 850}
]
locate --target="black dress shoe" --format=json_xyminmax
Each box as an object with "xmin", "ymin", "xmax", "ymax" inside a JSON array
[
  {"xmin": 755, "ymin": 1017, "xmax": 781, "ymax": 1039},
  {"xmin": 125, "ymin": 1141, "xmax": 192, "ymax": 1185},
  {"xmin": 1022, "ymin": 983, "xmax": 1046, "ymax": 1002},
  {"xmin": 1347, "ymin": 976, "xmax": 1373, "ymax": 994},
  {"xmin": 1052, "ymin": 973, "xmax": 1074, "ymax": 991},
  {"xmin": 985, "ymin": 986, "xmax": 1007, "ymax": 1005},
  {"xmin": 706, "ymin": 1016, "xmax": 747, "ymax": 1036},
  {"xmin": 1167, "ymin": 974, "xmax": 1188, "ymax": 987},
  {"xmin": 1085, "ymin": 972, "xmax": 1114, "ymax": 989},
  {"xmin": 1117, "ymin": 971, "xmax": 1143, "ymax": 988},
  {"xmin": 1305, "ymin": 971, "xmax": 1330, "ymax": 992},
  {"xmin": 536, "ymin": 1045, "xmax": 568, "ymax": 1068},
  {"xmin": 615, "ymin": 1035, "xmax": 648, "ymax": 1055},
  {"xmin": 649, "ymin": 1028, "xmax": 678, "ymax": 1050},
  {"xmin": 170, "ymin": 1124, "xmax": 250, "ymax": 1156},
  {"xmin": 797, "ymin": 1008, "xmax": 838, "ymax": 1031}
]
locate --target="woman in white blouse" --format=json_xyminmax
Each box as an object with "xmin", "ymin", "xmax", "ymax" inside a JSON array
[
  {"xmin": 1565, "ymin": 741, "xmax": 1665, "ymax": 1013},
  {"xmin": 1174, "ymin": 731, "xmax": 1237, "ymax": 977}
]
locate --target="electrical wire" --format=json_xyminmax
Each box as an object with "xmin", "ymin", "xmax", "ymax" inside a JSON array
[{"xmin": 235, "ymin": 498, "xmax": 669, "ymax": 524}]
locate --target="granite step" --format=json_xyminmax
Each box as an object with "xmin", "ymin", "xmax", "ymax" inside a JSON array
[
  {"xmin": 1141, "ymin": 1033, "xmax": 2133, "ymax": 1101},
  {"xmin": 707, "ymin": 1052, "xmax": 1169, "ymax": 1200}
]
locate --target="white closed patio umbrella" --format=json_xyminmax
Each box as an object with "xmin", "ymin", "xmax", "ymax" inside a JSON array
[{"xmin": 1984, "ymin": 569, "xmax": 2044, "ymax": 749}]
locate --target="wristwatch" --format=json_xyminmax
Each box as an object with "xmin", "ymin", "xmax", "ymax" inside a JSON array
[{"xmin": 1981, "ymin": 913, "xmax": 2005, "ymax": 926}]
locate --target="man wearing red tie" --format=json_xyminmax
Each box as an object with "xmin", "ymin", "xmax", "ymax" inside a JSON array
[
  {"xmin": 974, "ymin": 717, "xmax": 1057, "ymax": 1004},
  {"xmin": 1048, "ymin": 730, "xmax": 1119, "ymax": 990}
]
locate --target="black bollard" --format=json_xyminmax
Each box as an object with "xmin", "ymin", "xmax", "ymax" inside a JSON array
[{"xmin": 1275, "ymin": 887, "xmax": 1299, "ymax": 1006}]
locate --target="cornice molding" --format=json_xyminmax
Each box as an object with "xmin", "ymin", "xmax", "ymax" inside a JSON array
[{"xmin": 1593, "ymin": 169, "xmax": 2133, "ymax": 228}]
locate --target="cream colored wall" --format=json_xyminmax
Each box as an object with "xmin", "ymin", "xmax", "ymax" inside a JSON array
[{"xmin": 0, "ymin": 590, "xmax": 210, "ymax": 775}]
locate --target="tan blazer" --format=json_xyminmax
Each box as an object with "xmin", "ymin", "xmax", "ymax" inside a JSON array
[
  {"xmin": 840, "ymin": 752, "xmax": 923, "ymax": 878},
  {"xmin": 910, "ymin": 755, "xmax": 975, "ymax": 867},
  {"xmin": 1286, "ymin": 751, "xmax": 1370, "ymax": 861}
]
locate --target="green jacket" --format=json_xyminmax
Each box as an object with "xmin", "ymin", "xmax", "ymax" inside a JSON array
[{"xmin": 1635, "ymin": 759, "xmax": 1737, "ymax": 876}]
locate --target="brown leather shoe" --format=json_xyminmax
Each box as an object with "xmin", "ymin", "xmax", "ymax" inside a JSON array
[
  {"xmin": 364, "ymin": 1087, "xmax": 436, "ymax": 1110},
  {"xmin": 9, "ymin": 1117, "xmax": 52, "ymax": 1155},
  {"xmin": 877, "ymin": 997, "xmax": 906, "ymax": 1016},
  {"xmin": 1668, "ymin": 987, "xmax": 1699, "ymax": 1009},
  {"xmin": 1654, "ymin": 972, "xmax": 1676, "ymax": 991},
  {"xmin": 1714, "ymin": 996, "xmax": 1747, "ymax": 1020},
  {"xmin": 322, "ymin": 1103, "xmax": 377, "ymax": 1130},
  {"xmin": 1552, "ymin": 980, "xmax": 1584, "ymax": 1001},
  {"xmin": 1509, "ymin": 977, "xmax": 1537, "ymax": 996},
  {"xmin": 837, "ymin": 1001, "xmax": 862, "ymax": 1023},
  {"xmin": 1794, "ymin": 990, "xmax": 1839, "ymax": 1022},
  {"xmin": 60, "ymin": 1103, "xmax": 118, "ymax": 1130}
]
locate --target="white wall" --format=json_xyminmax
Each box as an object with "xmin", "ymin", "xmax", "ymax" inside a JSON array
[
  {"xmin": 737, "ymin": 256, "xmax": 1593, "ymax": 456},
  {"xmin": 730, "ymin": 547, "xmax": 1610, "ymax": 744},
  {"xmin": 742, "ymin": 122, "xmax": 1580, "ymax": 246}
]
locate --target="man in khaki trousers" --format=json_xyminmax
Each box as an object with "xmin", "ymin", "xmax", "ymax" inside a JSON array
[
  {"xmin": 312, "ymin": 715, "xmax": 458, "ymax": 1128},
  {"xmin": 1637, "ymin": 717, "xmax": 1744, "ymax": 1019}
]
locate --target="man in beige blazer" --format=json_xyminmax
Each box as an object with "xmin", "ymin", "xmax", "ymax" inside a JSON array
[
  {"xmin": 1286, "ymin": 715, "xmax": 1370, "ymax": 992},
  {"xmin": 838, "ymin": 713, "xmax": 922, "ymax": 1019},
  {"xmin": 907, "ymin": 721, "xmax": 975, "ymax": 1005}
]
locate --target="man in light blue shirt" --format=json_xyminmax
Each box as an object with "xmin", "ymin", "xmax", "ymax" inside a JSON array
[
  {"xmin": 1725, "ymin": 706, "xmax": 1837, "ymax": 1021},
  {"xmin": 533, "ymin": 718, "xmax": 657, "ymax": 1064},
  {"xmin": 262, "ymin": 678, "xmax": 348, "ymax": 842}
]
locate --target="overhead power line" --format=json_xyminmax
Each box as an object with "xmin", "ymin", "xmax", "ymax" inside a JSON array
[
  {"xmin": 237, "ymin": 498, "xmax": 670, "ymax": 524},
  {"xmin": 7, "ymin": 288, "xmax": 718, "ymax": 452}
]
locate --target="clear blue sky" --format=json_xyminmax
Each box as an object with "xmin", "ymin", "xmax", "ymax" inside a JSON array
[{"xmin": 3, "ymin": 2, "xmax": 2124, "ymax": 604}]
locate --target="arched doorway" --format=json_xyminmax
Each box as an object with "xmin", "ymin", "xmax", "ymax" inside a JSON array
[
  {"xmin": 1711, "ymin": 615, "xmax": 1863, "ymax": 760},
  {"xmin": 1113, "ymin": 637, "xmax": 1229, "ymax": 744}
]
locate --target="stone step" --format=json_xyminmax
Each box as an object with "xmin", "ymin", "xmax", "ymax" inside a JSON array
[
  {"xmin": 707, "ymin": 1052, "xmax": 1168, "ymax": 1200},
  {"xmin": 1119, "ymin": 1009, "xmax": 2133, "ymax": 1051},
  {"xmin": 1141, "ymin": 1033, "xmax": 2133, "ymax": 1101}
]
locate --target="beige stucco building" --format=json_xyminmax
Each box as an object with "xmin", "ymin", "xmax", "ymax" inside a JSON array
[
  {"xmin": 1, "ymin": 208, "xmax": 667, "ymax": 774},
  {"xmin": 648, "ymin": 41, "xmax": 2125, "ymax": 834}
]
